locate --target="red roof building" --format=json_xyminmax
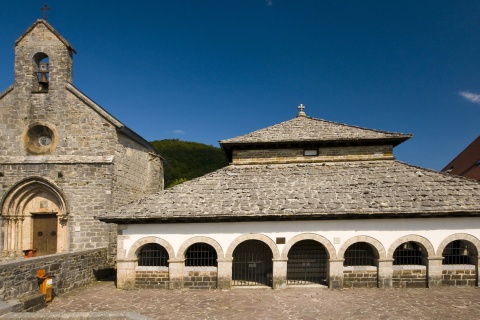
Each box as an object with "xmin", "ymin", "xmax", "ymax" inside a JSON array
[{"xmin": 442, "ymin": 136, "xmax": 480, "ymax": 181}]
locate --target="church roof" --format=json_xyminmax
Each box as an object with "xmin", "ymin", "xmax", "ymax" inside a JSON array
[
  {"xmin": 98, "ymin": 160, "xmax": 480, "ymax": 223},
  {"xmin": 15, "ymin": 20, "xmax": 77, "ymax": 53},
  {"xmin": 219, "ymin": 114, "xmax": 412, "ymax": 146}
]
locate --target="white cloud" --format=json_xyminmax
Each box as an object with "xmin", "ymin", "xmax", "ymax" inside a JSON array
[
  {"xmin": 173, "ymin": 129, "xmax": 185, "ymax": 134},
  {"xmin": 459, "ymin": 91, "xmax": 480, "ymax": 104},
  {"xmin": 266, "ymin": 0, "xmax": 273, "ymax": 6}
]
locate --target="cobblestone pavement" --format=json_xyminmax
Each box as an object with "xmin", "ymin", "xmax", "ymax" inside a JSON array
[{"xmin": 38, "ymin": 281, "xmax": 480, "ymax": 320}]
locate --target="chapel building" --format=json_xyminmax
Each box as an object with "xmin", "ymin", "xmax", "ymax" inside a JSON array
[
  {"xmin": 0, "ymin": 20, "xmax": 163, "ymax": 260},
  {"xmin": 99, "ymin": 106, "xmax": 480, "ymax": 290}
]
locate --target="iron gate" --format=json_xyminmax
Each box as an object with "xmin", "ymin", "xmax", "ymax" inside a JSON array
[
  {"xmin": 287, "ymin": 240, "xmax": 328, "ymax": 285},
  {"xmin": 232, "ymin": 240, "xmax": 273, "ymax": 286}
]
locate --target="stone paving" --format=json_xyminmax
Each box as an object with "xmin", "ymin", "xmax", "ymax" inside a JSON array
[{"xmin": 38, "ymin": 281, "xmax": 480, "ymax": 320}]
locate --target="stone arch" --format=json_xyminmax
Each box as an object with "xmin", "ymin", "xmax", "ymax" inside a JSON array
[
  {"xmin": 1, "ymin": 177, "xmax": 69, "ymax": 257},
  {"xmin": 32, "ymin": 52, "xmax": 50, "ymax": 92},
  {"xmin": 2, "ymin": 177, "xmax": 69, "ymax": 217},
  {"xmin": 127, "ymin": 236, "xmax": 175, "ymax": 261},
  {"xmin": 437, "ymin": 233, "xmax": 480, "ymax": 258},
  {"xmin": 226, "ymin": 234, "xmax": 280, "ymax": 260},
  {"xmin": 281, "ymin": 233, "xmax": 337, "ymax": 260},
  {"xmin": 176, "ymin": 236, "xmax": 224, "ymax": 260},
  {"xmin": 338, "ymin": 235, "xmax": 386, "ymax": 260},
  {"xmin": 387, "ymin": 234, "xmax": 435, "ymax": 260}
]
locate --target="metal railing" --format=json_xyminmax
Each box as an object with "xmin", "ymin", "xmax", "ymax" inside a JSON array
[
  {"xmin": 185, "ymin": 243, "xmax": 217, "ymax": 267},
  {"xmin": 393, "ymin": 242, "xmax": 424, "ymax": 265},
  {"xmin": 344, "ymin": 242, "xmax": 376, "ymax": 266},
  {"xmin": 138, "ymin": 243, "xmax": 169, "ymax": 267},
  {"xmin": 287, "ymin": 240, "xmax": 328, "ymax": 285}
]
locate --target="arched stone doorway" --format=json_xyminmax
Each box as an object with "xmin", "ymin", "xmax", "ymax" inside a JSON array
[
  {"xmin": 232, "ymin": 240, "xmax": 273, "ymax": 287},
  {"xmin": 1, "ymin": 178, "xmax": 68, "ymax": 258},
  {"xmin": 286, "ymin": 240, "xmax": 329, "ymax": 286}
]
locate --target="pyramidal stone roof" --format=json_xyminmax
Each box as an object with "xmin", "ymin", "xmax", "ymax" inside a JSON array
[
  {"xmin": 98, "ymin": 161, "xmax": 480, "ymax": 223},
  {"xmin": 219, "ymin": 114, "xmax": 412, "ymax": 146},
  {"xmin": 97, "ymin": 108, "xmax": 480, "ymax": 224}
]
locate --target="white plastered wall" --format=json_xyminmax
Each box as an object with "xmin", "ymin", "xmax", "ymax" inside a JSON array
[{"xmin": 121, "ymin": 217, "xmax": 480, "ymax": 259}]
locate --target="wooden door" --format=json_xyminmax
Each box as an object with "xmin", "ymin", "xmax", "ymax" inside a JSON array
[{"xmin": 32, "ymin": 214, "xmax": 57, "ymax": 256}]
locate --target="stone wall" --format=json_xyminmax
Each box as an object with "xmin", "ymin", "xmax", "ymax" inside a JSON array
[
  {"xmin": 442, "ymin": 265, "xmax": 477, "ymax": 286},
  {"xmin": 0, "ymin": 248, "xmax": 111, "ymax": 301},
  {"xmin": 392, "ymin": 265, "xmax": 427, "ymax": 288},
  {"xmin": 343, "ymin": 266, "xmax": 378, "ymax": 288},
  {"xmin": 232, "ymin": 145, "xmax": 393, "ymax": 164},
  {"xmin": 113, "ymin": 134, "xmax": 163, "ymax": 207},
  {"xmin": 183, "ymin": 268, "xmax": 217, "ymax": 289},
  {"xmin": 135, "ymin": 269, "xmax": 169, "ymax": 289}
]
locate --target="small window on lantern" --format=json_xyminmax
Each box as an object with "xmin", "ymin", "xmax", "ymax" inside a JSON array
[{"xmin": 304, "ymin": 149, "xmax": 318, "ymax": 156}]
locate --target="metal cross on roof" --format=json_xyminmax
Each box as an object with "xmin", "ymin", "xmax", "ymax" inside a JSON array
[
  {"xmin": 297, "ymin": 103, "xmax": 306, "ymax": 117},
  {"xmin": 40, "ymin": 4, "xmax": 51, "ymax": 21}
]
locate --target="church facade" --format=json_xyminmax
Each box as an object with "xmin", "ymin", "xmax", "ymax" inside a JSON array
[
  {"xmin": 99, "ymin": 107, "xmax": 480, "ymax": 290},
  {"xmin": 0, "ymin": 20, "xmax": 163, "ymax": 260}
]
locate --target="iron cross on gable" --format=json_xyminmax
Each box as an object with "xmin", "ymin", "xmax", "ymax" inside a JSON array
[
  {"xmin": 40, "ymin": 4, "xmax": 51, "ymax": 21},
  {"xmin": 298, "ymin": 104, "xmax": 305, "ymax": 113}
]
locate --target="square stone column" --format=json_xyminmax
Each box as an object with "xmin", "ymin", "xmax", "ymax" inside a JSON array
[
  {"xmin": 168, "ymin": 259, "xmax": 185, "ymax": 289},
  {"xmin": 377, "ymin": 259, "xmax": 394, "ymax": 288},
  {"xmin": 428, "ymin": 257, "xmax": 444, "ymax": 288},
  {"xmin": 217, "ymin": 258, "xmax": 233, "ymax": 290},
  {"xmin": 476, "ymin": 257, "xmax": 480, "ymax": 287},
  {"xmin": 329, "ymin": 259, "xmax": 344, "ymax": 289},
  {"xmin": 116, "ymin": 259, "xmax": 136, "ymax": 289},
  {"xmin": 272, "ymin": 259, "xmax": 288, "ymax": 289}
]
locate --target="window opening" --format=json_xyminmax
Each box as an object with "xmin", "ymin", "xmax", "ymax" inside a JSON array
[
  {"xmin": 304, "ymin": 149, "xmax": 318, "ymax": 156},
  {"xmin": 443, "ymin": 240, "xmax": 475, "ymax": 265},
  {"xmin": 393, "ymin": 242, "xmax": 424, "ymax": 265},
  {"xmin": 344, "ymin": 242, "xmax": 376, "ymax": 266},
  {"xmin": 185, "ymin": 243, "xmax": 217, "ymax": 267},
  {"xmin": 137, "ymin": 243, "xmax": 169, "ymax": 267}
]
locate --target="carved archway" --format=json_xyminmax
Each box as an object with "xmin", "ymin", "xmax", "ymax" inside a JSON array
[
  {"xmin": 387, "ymin": 234, "xmax": 435, "ymax": 260},
  {"xmin": 338, "ymin": 235, "xmax": 386, "ymax": 260},
  {"xmin": 1, "ymin": 177, "xmax": 69, "ymax": 258},
  {"xmin": 127, "ymin": 236, "xmax": 175, "ymax": 261},
  {"xmin": 176, "ymin": 236, "xmax": 224, "ymax": 260},
  {"xmin": 226, "ymin": 233, "xmax": 280, "ymax": 260}
]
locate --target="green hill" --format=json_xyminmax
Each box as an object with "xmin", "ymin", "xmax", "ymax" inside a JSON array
[{"xmin": 150, "ymin": 139, "xmax": 229, "ymax": 188}]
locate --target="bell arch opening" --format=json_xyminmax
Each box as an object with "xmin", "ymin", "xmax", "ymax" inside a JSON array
[{"xmin": 32, "ymin": 52, "xmax": 50, "ymax": 93}]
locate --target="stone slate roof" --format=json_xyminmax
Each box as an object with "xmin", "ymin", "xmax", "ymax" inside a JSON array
[
  {"xmin": 97, "ymin": 160, "xmax": 480, "ymax": 223},
  {"xmin": 219, "ymin": 115, "xmax": 412, "ymax": 146}
]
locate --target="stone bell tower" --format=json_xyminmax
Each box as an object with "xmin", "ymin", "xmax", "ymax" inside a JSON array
[{"xmin": 14, "ymin": 19, "xmax": 75, "ymax": 94}]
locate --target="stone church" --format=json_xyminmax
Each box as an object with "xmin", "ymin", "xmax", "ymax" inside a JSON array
[
  {"xmin": 0, "ymin": 20, "xmax": 163, "ymax": 260},
  {"xmin": 99, "ymin": 106, "xmax": 480, "ymax": 290}
]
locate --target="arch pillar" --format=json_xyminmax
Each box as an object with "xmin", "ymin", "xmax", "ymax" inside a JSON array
[
  {"xmin": 378, "ymin": 259, "xmax": 394, "ymax": 288},
  {"xmin": 168, "ymin": 259, "xmax": 185, "ymax": 289},
  {"xmin": 428, "ymin": 257, "xmax": 444, "ymax": 288},
  {"xmin": 272, "ymin": 259, "xmax": 288, "ymax": 289},
  {"xmin": 217, "ymin": 258, "xmax": 233, "ymax": 290},
  {"xmin": 116, "ymin": 258, "xmax": 136, "ymax": 290},
  {"xmin": 329, "ymin": 259, "xmax": 344, "ymax": 289}
]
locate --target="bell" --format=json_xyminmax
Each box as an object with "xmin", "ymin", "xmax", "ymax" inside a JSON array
[{"xmin": 39, "ymin": 73, "xmax": 48, "ymax": 84}]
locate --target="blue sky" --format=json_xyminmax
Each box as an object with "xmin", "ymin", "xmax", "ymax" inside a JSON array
[{"xmin": 1, "ymin": 1, "xmax": 480, "ymax": 171}]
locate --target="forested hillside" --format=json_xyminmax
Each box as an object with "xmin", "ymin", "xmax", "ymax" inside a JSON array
[{"xmin": 150, "ymin": 139, "xmax": 229, "ymax": 188}]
